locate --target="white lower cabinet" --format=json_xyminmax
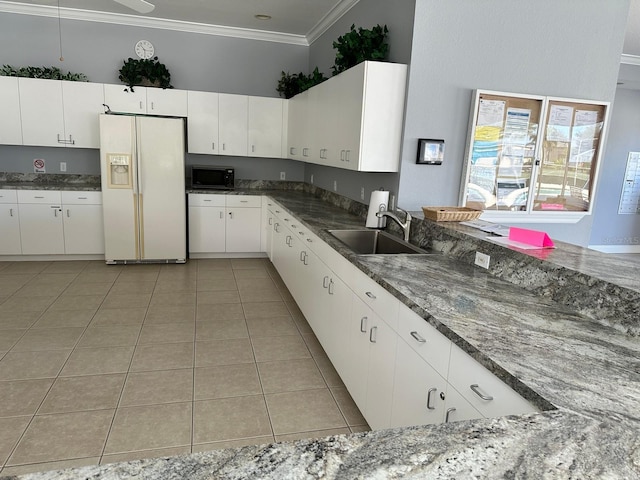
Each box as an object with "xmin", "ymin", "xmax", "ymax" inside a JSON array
[
  {"xmin": 265, "ymin": 198, "xmax": 540, "ymax": 431},
  {"xmin": 391, "ymin": 337, "xmax": 448, "ymax": 427},
  {"xmin": 188, "ymin": 194, "xmax": 261, "ymax": 255},
  {"xmin": 447, "ymin": 342, "xmax": 539, "ymax": 419},
  {"xmin": 61, "ymin": 192, "xmax": 104, "ymax": 255},
  {"xmin": 226, "ymin": 206, "xmax": 261, "ymax": 252},
  {"xmin": 0, "ymin": 190, "xmax": 22, "ymax": 255},
  {"xmin": 348, "ymin": 295, "xmax": 397, "ymax": 430},
  {"xmin": 17, "ymin": 191, "xmax": 65, "ymax": 255},
  {"xmin": 15, "ymin": 190, "xmax": 104, "ymax": 256}
]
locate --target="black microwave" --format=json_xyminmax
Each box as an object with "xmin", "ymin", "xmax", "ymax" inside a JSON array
[{"xmin": 191, "ymin": 166, "xmax": 234, "ymax": 190}]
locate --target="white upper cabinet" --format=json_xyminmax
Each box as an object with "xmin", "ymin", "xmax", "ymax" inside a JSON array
[
  {"xmin": 0, "ymin": 77, "xmax": 23, "ymax": 145},
  {"xmin": 219, "ymin": 93, "xmax": 248, "ymax": 156},
  {"xmin": 187, "ymin": 90, "xmax": 219, "ymax": 154},
  {"xmin": 19, "ymin": 78, "xmax": 65, "ymax": 147},
  {"xmin": 287, "ymin": 61, "xmax": 407, "ymax": 172},
  {"xmin": 248, "ymin": 96, "xmax": 283, "ymax": 158},
  {"xmin": 103, "ymin": 84, "xmax": 147, "ymax": 114},
  {"xmin": 287, "ymin": 90, "xmax": 309, "ymax": 161},
  {"xmin": 19, "ymin": 78, "xmax": 104, "ymax": 148},
  {"xmin": 61, "ymin": 81, "xmax": 105, "ymax": 148},
  {"xmin": 146, "ymin": 88, "xmax": 188, "ymax": 116},
  {"xmin": 104, "ymin": 84, "xmax": 187, "ymax": 116}
]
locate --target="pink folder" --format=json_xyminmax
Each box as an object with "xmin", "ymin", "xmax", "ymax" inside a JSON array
[{"xmin": 508, "ymin": 227, "xmax": 555, "ymax": 248}]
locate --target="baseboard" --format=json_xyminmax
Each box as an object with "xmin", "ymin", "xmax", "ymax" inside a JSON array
[
  {"xmin": 188, "ymin": 252, "xmax": 268, "ymax": 259},
  {"xmin": 588, "ymin": 245, "xmax": 640, "ymax": 254},
  {"xmin": 0, "ymin": 254, "xmax": 105, "ymax": 261}
]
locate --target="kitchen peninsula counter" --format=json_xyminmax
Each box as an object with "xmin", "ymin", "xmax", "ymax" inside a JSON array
[{"xmin": 5, "ymin": 188, "xmax": 639, "ymax": 479}]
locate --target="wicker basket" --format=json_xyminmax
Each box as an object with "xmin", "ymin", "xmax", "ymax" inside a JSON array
[{"xmin": 422, "ymin": 206, "xmax": 482, "ymax": 222}]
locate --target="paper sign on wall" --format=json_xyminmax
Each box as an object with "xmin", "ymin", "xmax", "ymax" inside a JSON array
[{"xmin": 33, "ymin": 159, "xmax": 46, "ymax": 173}]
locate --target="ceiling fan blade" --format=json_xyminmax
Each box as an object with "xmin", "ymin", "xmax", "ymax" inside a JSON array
[{"xmin": 113, "ymin": 0, "xmax": 155, "ymax": 14}]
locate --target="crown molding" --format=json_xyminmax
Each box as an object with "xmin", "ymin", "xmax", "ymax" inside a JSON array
[
  {"xmin": 0, "ymin": 1, "xmax": 309, "ymax": 46},
  {"xmin": 307, "ymin": 0, "xmax": 360, "ymax": 45},
  {"xmin": 621, "ymin": 54, "xmax": 640, "ymax": 66}
]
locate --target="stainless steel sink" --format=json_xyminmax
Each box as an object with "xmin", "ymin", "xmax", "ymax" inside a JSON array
[{"xmin": 328, "ymin": 229, "xmax": 430, "ymax": 255}]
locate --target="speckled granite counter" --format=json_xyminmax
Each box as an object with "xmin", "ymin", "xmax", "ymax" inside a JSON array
[
  {"xmin": 0, "ymin": 173, "xmax": 101, "ymax": 192},
  {"xmin": 4, "ymin": 188, "xmax": 640, "ymax": 479}
]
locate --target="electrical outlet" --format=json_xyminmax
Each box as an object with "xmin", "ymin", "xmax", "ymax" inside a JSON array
[
  {"xmin": 310, "ymin": 174, "xmax": 314, "ymax": 184},
  {"xmin": 60, "ymin": 162, "xmax": 67, "ymax": 172},
  {"xmin": 360, "ymin": 187, "xmax": 365, "ymax": 200},
  {"xmin": 475, "ymin": 252, "xmax": 490, "ymax": 269},
  {"xmin": 280, "ymin": 171, "xmax": 286, "ymax": 180},
  {"xmin": 333, "ymin": 180, "xmax": 338, "ymax": 191}
]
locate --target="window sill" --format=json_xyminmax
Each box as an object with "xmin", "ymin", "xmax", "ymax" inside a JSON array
[{"xmin": 479, "ymin": 211, "xmax": 589, "ymax": 224}]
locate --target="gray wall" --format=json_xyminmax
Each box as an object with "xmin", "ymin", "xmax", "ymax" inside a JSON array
[
  {"xmin": 589, "ymin": 87, "xmax": 640, "ymax": 248},
  {"xmin": 0, "ymin": 12, "xmax": 308, "ymax": 180},
  {"xmin": 304, "ymin": 0, "xmax": 417, "ymax": 205},
  {"xmin": 397, "ymin": 0, "xmax": 629, "ymax": 246}
]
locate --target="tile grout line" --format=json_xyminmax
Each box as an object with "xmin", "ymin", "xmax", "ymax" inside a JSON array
[
  {"xmin": 0, "ymin": 260, "xmax": 112, "ymax": 472},
  {"xmin": 235, "ymin": 261, "xmax": 277, "ymax": 444},
  {"xmin": 96, "ymin": 265, "xmax": 155, "ymax": 464}
]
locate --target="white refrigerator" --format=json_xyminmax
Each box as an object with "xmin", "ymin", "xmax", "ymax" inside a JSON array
[{"xmin": 99, "ymin": 114, "xmax": 186, "ymax": 263}]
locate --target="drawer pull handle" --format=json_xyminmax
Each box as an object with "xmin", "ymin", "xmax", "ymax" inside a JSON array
[
  {"xmin": 306, "ymin": 238, "xmax": 312, "ymax": 243},
  {"xmin": 369, "ymin": 325, "xmax": 377, "ymax": 343},
  {"xmin": 470, "ymin": 384, "xmax": 493, "ymax": 401},
  {"xmin": 298, "ymin": 231, "xmax": 304, "ymax": 236},
  {"xmin": 35, "ymin": 196, "xmax": 45, "ymax": 199},
  {"xmin": 302, "ymin": 252, "xmax": 308, "ymax": 265},
  {"xmin": 299, "ymin": 251, "xmax": 305, "ymax": 261},
  {"xmin": 360, "ymin": 316, "xmax": 367, "ymax": 333},
  {"xmin": 268, "ymin": 218, "xmax": 273, "ymax": 225},
  {"xmin": 78, "ymin": 196, "xmax": 87, "ymax": 200},
  {"xmin": 445, "ymin": 407, "xmax": 456, "ymax": 423},
  {"xmin": 328, "ymin": 279, "xmax": 334, "ymax": 295},
  {"xmin": 323, "ymin": 276, "xmax": 329, "ymax": 288},
  {"xmin": 426, "ymin": 387, "xmax": 437, "ymax": 410},
  {"xmin": 410, "ymin": 331, "xmax": 426, "ymax": 343},
  {"xmin": 365, "ymin": 291, "xmax": 376, "ymax": 299},
  {"xmin": 240, "ymin": 200, "xmax": 248, "ymax": 203}
]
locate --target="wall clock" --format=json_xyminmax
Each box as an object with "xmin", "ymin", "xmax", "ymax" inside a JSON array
[{"xmin": 134, "ymin": 40, "xmax": 155, "ymax": 59}]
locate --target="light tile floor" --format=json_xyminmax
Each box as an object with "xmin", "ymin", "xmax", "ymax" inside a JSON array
[{"xmin": 0, "ymin": 258, "xmax": 369, "ymax": 476}]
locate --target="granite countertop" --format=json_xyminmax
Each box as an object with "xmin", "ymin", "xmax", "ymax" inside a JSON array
[{"xmin": 6, "ymin": 190, "xmax": 640, "ymax": 479}]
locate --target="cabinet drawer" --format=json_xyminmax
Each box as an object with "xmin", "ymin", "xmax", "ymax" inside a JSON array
[
  {"xmin": 352, "ymin": 268, "xmax": 399, "ymax": 330},
  {"xmin": 226, "ymin": 195, "xmax": 261, "ymax": 208},
  {"xmin": 61, "ymin": 191, "xmax": 102, "ymax": 205},
  {"xmin": 188, "ymin": 193, "xmax": 225, "ymax": 207},
  {"xmin": 398, "ymin": 306, "xmax": 451, "ymax": 377},
  {"xmin": 17, "ymin": 190, "xmax": 61, "ymax": 204},
  {"xmin": 0, "ymin": 190, "xmax": 18, "ymax": 204},
  {"xmin": 448, "ymin": 343, "xmax": 539, "ymax": 419}
]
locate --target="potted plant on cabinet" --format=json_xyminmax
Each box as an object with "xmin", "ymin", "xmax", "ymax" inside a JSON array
[
  {"xmin": 0, "ymin": 65, "xmax": 88, "ymax": 81},
  {"xmin": 276, "ymin": 67, "xmax": 327, "ymax": 99},
  {"xmin": 331, "ymin": 24, "xmax": 389, "ymax": 75},
  {"xmin": 118, "ymin": 56, "xmax": 172, "ymax": 91}
]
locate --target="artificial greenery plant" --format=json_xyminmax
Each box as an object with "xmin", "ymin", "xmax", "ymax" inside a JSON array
[
  {"xmin": 0, "ymin": 65, "xmax": 88, "ymax": 81},
  {"xmin": 276, "ymin": 67, "xmax": 327, "ymax": 99},
  {"xmin": 331, "ymin": 24, "xmax": 389, "ymax": 75},
  {"xmin": 118, "ymin": 56, "xmax": 172, "ymax": 90}
]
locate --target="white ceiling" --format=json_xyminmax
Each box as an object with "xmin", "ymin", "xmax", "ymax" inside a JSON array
[{"xmin": 0, "ymin": 0, "xmax": 360, "ymax": 44}]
